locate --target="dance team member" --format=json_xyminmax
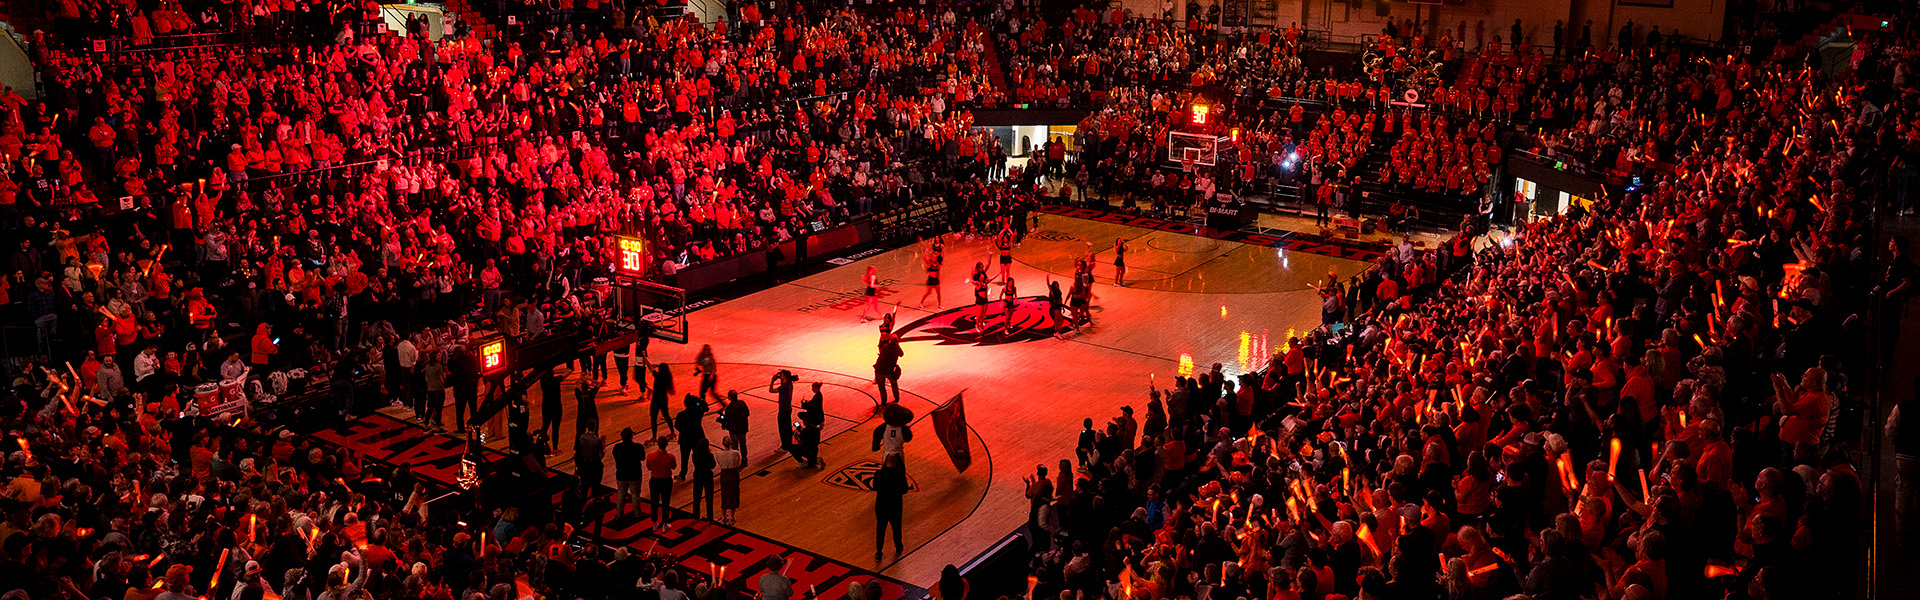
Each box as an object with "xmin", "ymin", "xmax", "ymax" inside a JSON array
[{"xmin": 920, "ymin": 235, "xmax": 945, "ymax": 309}]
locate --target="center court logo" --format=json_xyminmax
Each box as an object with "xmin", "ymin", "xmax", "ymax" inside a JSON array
[
  {"xmin": 1026, "ymin": 230, "xmax": 1080, "ymax": 242},
  {"xmin": 824, "ymin": 460, "xmax": 921, "ymax": 492},
  {"xmin": 894, "ymin": 296, "xmax": 1064, "ymax": 346}
]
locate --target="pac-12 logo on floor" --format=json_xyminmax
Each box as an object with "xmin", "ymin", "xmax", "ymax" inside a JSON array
[
  {"xmin": 894, "ymin": 296, "xmax": 1064, "ymax": 346},
  {"xmin": 825, "ymin": 460, "xmax": 921, "ymax": 492}
]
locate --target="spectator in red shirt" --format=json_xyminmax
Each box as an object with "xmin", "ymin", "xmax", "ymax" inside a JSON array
[{"xmin": 645, "ymin": 438, "xmax": 677, "ymax": 530}]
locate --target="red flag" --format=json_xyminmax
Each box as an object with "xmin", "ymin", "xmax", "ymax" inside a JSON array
[{"xmin": 931, "ymin": 393, "xmax": 971, "ymax": 472}]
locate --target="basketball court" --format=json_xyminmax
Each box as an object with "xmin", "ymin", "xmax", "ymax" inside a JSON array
[{"xmin": 400, "ymin": 207, "xmax": 1428, "ymax": 586}]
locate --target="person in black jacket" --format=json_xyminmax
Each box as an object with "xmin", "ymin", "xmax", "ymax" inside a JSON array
[
  {"xmin": 449, "ymin": 342, "xmax": 479, "ymax": 431},
  {"xmin": 794, "ymin": 383, "xmax": 825, "ymax": 468},
  {"xmin": 689, "ymin": 446, "xmax": 717, "ymax": 520},
  {"xmin": 722, "ymin": 390, "xmax": 750, "ymax": 459},
  {"xmin": 576, "ymin": 378, "xmax": 601, "ymax": 438},
  {"xmin": 773, "ymin": 370, "xmax": 798, "ymax": 452},
  {"xmin": 673, "ymin": 395, "xmax": 708, "ymax": 479},
  {"xmin": 873, "ymin": 453, "xmax": 908, "ymax": 561}
]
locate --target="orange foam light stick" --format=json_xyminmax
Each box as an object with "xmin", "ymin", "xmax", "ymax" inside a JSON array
[
  {"xmin": 208, "ymin": 549, "xmax": 229, "ymax": 595},
  {"xmin": 1489, "ymin": 547, "xmax": 1514, "ymax": 564},
  {"xmin": 1639, "ymin": 469, "xmax": 1651, "ymax": 499},
  {"xmin": 1356, "ymin": 523, "xmax": 1380, "ymax": 557},
  {"xmin": 1468, "ymin": 563, "xmax": 1500, "ymax": 577},
  {"xmin": 1705, "ymin": 564, "xmax": 1743, "ymax": 578},
  {"xmin": 1554, "ymin": 456, "xmax": 1575, "ymax": 491},
  {"xmin": 1606, "ymin": 438, "xmax": 1621, "ymax": 482}
]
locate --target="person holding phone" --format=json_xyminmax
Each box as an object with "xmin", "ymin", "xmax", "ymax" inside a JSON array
[
  {"xmin": 250, "ymin": 323, "xmax": 277, "ymax": 368},
  {"xmin": 772, "ymin": 370, "xmax": 798, "ymax": 452}
]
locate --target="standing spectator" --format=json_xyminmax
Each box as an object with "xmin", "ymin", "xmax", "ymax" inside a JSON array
[
  {"xmin": 1879, "ymin": 236, "xmax": 1917, "ymax": 361},
  {"xmin": 674, "ymin": 396, "xmax": 707, "ymax": 479},
  {"xmin": 249, "ymin": 324, "xmax": 277, "ymax": 367},
  {"xmin": 933, "ymin": 565, "xmax": 969, "ymax": 600},
  {"xmin": 576, "ymin": 378, "xmax": 602, "ymax": 439},
  {"xmin": 873, "ymin": 453, "xmax": 908, "ymax": 561},
  {"xmin": 722, "ymin": 390, "xmax": 750, "ymax": 459},
  {"xmin": 689, "ymin": 446, "xmax": 716, "ymax": 521},
  {"xmin": 758, "ymin": 557, "xmax": 794, "ymax": 600},
  {"xmin": 576, "ymin": 420, "xmax": 605, "ymax": 494},
  {"xmin": 717, "ymin": 436, "xmax": 743, "ymax": 525},
  {"xmin": 612, "ymin": 428, "xmax": 646, "ymax": 517},
  {"xmin": 645, "ymin": 438, "xmax": 677, "ymax": 529}
]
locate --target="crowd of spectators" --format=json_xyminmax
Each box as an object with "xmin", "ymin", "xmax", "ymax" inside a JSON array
[
  {"xmin": 0, "ymin": 1, "xmax": 1912, "ymax": 600},
  {"xmin": 1016, "ymin": 9, "xmax": 1907, "ymax": 600},
  {"xmin": 0, "ymin": 1, "xmax": 1015, "ymax": 598}
]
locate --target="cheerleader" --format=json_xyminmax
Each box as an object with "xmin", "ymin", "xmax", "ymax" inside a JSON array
[
  {"xmin": 995, "ymin": 224, "xmax": 1017, "ymax": 282},
  {"xmin": 999, "ymin": 275, "xmax": 1018, "ymax": 339},
  {"xmin": 1048, "ymin": 278, "xmax": 1070, "ymax": 338},
  {"xmin": 969, "ymin": 262, "xmax": 991, "ymax": 331},
  {"xmin": 1113, "ymin": 237, "xmax": 1128, "ymax": 287},
  {"xmin": 918, "ymin": 235, "xmax": 944, "ymax": 309},
  {"xmin": 1069, "ymin": 259, "xmax": 1094, "ymax": 331},
  {"xmin": 859, "ymin": 265, "xmax": 881, "ymax": 322}
]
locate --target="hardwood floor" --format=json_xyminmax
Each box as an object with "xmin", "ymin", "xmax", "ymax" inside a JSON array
[{"xmin": 407, "ymin": 213, "xmax": 1373, "ymax": 586}]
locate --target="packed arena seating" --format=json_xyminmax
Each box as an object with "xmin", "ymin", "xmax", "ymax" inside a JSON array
[
  {"xmin": 1017, "ymin": 10, "xmax": 1899, "ymax": 600},
  {"xmin": 0, "ymin": 0, "xmax": 1914, "ymax": 599}
]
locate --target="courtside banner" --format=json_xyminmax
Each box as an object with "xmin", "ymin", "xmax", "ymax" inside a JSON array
[
  {"xmin": 1035, "ymin": 204, "xmax": 1388, "ymax": 261},
  {"xmin": 315, "ymin": 413, "xmax": 927, "ymax": 600}
]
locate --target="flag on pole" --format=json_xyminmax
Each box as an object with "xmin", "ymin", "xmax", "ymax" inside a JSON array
[{"xmin": 931, "ymin": 392, "xmax": 971, "ymax": 472}]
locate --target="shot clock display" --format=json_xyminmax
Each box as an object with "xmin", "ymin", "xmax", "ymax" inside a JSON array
[{"xmin": 615, "ymin": 235, "xmax": 646, "ymax": 277}]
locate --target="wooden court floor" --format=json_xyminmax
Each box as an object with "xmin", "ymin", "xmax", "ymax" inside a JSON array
[{"xmin": 411, "ymin": 213, "xmax": 1375, "ymax": 586}]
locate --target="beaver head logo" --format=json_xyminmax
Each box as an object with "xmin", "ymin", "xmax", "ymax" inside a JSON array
[{"xmin": 894, "ymin": 296, "xmax": 1064, "ymax": 346}]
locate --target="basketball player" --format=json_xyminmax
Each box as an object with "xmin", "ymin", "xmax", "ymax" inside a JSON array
[
  {"xmin": 919, "ymin": 235, "xmax": 944, "ymax": 308},
  {"xmin": 1113, "ymin": 237, "xmax": 1128, "ymax": 287},
  {"xmin": 859, "ymin": 265, "xmax": 881, "ymax": 322}
]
